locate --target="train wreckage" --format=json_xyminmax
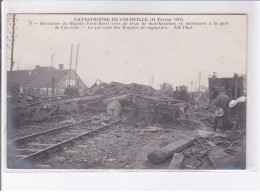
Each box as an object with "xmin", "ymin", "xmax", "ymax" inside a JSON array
[
  {"xmin": 9, "ymin": 81, "xmax": 185, "ymax": 125},
  {"xmin": 7, "ymin": 75, "xmax": 246, "ymax": 170}
]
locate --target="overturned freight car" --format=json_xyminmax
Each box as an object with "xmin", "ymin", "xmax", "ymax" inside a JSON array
[{"xmin": 9, "ymin": 80, "xmax": 186, "ymax": 127}]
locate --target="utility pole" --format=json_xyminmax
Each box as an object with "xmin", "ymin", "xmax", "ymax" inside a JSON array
[
  {"xmin": 198, "ymin": 72, "xmax": 201, "ymax": 92},
  {"xmin": 51, "ymin": 54, "xmax": 54, "ymax": 67},
  {"xmin": 194, "ymin": 74, "xmax": 199, "ymax": 92},
  {"xmin": 69, "ymin": 44, "xmax": 73, "ymax": 86},
  {"xmin": 148, "ymin": 74, "xmax": 154, "ymax": 87},
  {"xmin": 190, "ymin": 81, "xmax": 194, "ymax": 92},
  {"xmin": 75, "ymin": 44, "xmax": 79, "ymax": 87},
  {"xmin": 194, "ymin": 72, "xmax": 201, "ymax": 92},
  {"xmin": 10, "ymin": 14, "xmax": 16, "ymax": 83},
  {"xmin": 151, "ymin": 74, "xmax": 154, "ymax": 88}
]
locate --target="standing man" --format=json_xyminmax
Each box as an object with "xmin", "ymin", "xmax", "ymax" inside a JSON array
[{"xmin": 206, "ymin": 86, "xmax": 230, "ymax": 133}]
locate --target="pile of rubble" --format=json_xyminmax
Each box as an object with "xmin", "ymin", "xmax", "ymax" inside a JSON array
[
  {"xmin": 147, "ymin": 129, "xmax": 245, "ymax": 169},
  {"xmin": 86, "ymin": 81, "xmax": 180, "ymax": 101},
  {"xmin": 10, "ymin": 81, "xmax": 186, "ymax": 126}
]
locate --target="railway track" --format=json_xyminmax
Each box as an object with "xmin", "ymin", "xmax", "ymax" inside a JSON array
[
  {"xmin": 8, "ymin": 116, "xmax": 100, "ymax": 144},
  {"xmin": 7, "ymin": 116, "xmax": 122, "ymax": 168}
]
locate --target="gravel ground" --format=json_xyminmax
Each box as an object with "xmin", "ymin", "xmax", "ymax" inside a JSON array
[
  {"xmin": 7, "ymin": 111, "xmax": 99, "ymax": 140},
  {"xmin": 7, "ymin": 102, "xmax": 245, "ymax": 170},
  {"xmin": 7, "ymin": 108, "xmax": 213, "ymax": 169},
  {"xmin": 7, "ymin": 112, "xmax": 117, "ymax": 163},
  {"xmin": 33, "ymin": 119, "xmax": 204, "ymax": 169}
]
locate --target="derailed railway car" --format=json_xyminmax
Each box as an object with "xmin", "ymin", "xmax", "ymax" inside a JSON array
[{"xmin": 208, "ymin": 73, "xmax": 245, "ymax": 102}]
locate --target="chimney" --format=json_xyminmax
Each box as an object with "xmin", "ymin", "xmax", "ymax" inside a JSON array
[{"xmin": 59, "ymin": 64, "xmax": 64, "ymax": 70}]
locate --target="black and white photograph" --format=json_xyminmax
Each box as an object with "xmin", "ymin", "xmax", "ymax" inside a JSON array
[{"xmin": 5, "ymin": 14, "xmax": 247, "ymax": 170}]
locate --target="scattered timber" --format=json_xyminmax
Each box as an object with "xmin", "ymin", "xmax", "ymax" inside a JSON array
[
  {"xmin": 147, "ymin": 136, "xmax": 196, "ymax": 164},
  {"xmin": 168, "ymin": 153, "xmax": 185, "ymax": 169}
]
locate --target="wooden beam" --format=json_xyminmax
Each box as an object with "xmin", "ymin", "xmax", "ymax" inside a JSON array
[
  {"xmin": 168, "ymin": 153, "xmax": 184, "ymax": 169},
  {"xmin": 147, "ymin": 136, "xmax": 196, "ymax": 164}
]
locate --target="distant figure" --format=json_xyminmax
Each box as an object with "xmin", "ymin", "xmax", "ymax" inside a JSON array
[
  {"xmin": 65, "ymin": 85, "xmax": 79, "ymax": 97},
  {"xmin": 210, "ymin": 86, "xmax": 219, "ymax": 101},
  {"xmin": 206, "ymin": 86, "xmax": 230, "ymax": 133},
  {"xmin": 9, "ymin": 82, "xmax": 20, "ymax": 97}
]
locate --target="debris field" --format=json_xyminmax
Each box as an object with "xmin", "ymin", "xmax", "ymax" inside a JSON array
[{"xmin": 7, "ymin": 81, "xmax": 246, "ymax": 170}]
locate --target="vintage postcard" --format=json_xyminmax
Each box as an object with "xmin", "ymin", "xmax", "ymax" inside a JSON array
[{"xmin": 5, "ymin": 14, "xmax": 246, "ymax": 170}]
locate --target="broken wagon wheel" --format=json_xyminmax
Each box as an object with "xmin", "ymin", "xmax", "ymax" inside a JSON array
[{"xmin": 106, "ymin": 100, "xmax": 122, "ymax": 117}]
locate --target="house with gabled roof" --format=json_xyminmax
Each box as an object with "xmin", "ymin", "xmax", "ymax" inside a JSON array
[{"xmin": 7, "ymin": 64, "xmax": 87, "ymax": 96}]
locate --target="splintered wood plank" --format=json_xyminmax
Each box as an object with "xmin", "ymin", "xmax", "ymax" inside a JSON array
[{"xmin": 168, "ymin": 153, "xmax": 184, "ymax": 169}]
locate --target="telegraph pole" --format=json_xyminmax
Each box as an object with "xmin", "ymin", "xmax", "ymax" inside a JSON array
[
  {"xmin": 69, "ymin": 44, "xmax": 73, "ymax": 86},
  {"xmin": 151, "ymin": 74, "xmax": 154, "ymax": 88},
  {"xmin": 194, "ymin": 74, "xmax": 199, "ymax": 92},
  {"xmin": 194, "ymin": 72, "xmax": 201, "ymax": 92},
  {"xmin": 75, "ymin": 44, "xmax": 79, "ymax": 86},
  {"xmin": 194, "ymin": 71, "xmax": 201, "ymax": 92},
  {"xmin": 51, "ymin": 54, "xmax": 54, "ymax": 67},
  {"xmin": 198, "ymin": 72, "xmax": 201, "ymax": 92},
  {"xmin": 10, "ymin": 14, "xmax": 16, "ymax": 83}
]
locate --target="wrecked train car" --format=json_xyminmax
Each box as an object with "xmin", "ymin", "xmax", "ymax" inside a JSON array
[{"xmin": 208, "ymin": 74, "xmax": 245, "ymax": 101}]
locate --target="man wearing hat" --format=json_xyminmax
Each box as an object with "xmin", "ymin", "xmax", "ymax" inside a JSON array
[{"xmin": 206, "ymin": 86, "xmax": 230, "ymax": 133}]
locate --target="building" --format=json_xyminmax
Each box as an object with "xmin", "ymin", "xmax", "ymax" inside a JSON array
[
  {"xmin": 7, "ymin": 64, "xmax": 87, "ymax": 96},
  {"xmin": 208, "ymin": 73, "xmax": 245, "ymax": 101}
]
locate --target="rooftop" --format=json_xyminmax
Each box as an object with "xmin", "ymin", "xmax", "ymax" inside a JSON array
[{"xmin": 8, "ymin": 66, "xmax": 73, "ymax": 88}]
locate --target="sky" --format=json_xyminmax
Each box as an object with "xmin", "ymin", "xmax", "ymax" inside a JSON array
[{"xmin": 6, "ymin": 14, "xmax": 247, "ymax": 90}]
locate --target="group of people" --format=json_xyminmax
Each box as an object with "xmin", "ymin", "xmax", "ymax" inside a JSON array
[{"xmin": 206, "ymin": 86, "xmax": 246, "ymax": 133}]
